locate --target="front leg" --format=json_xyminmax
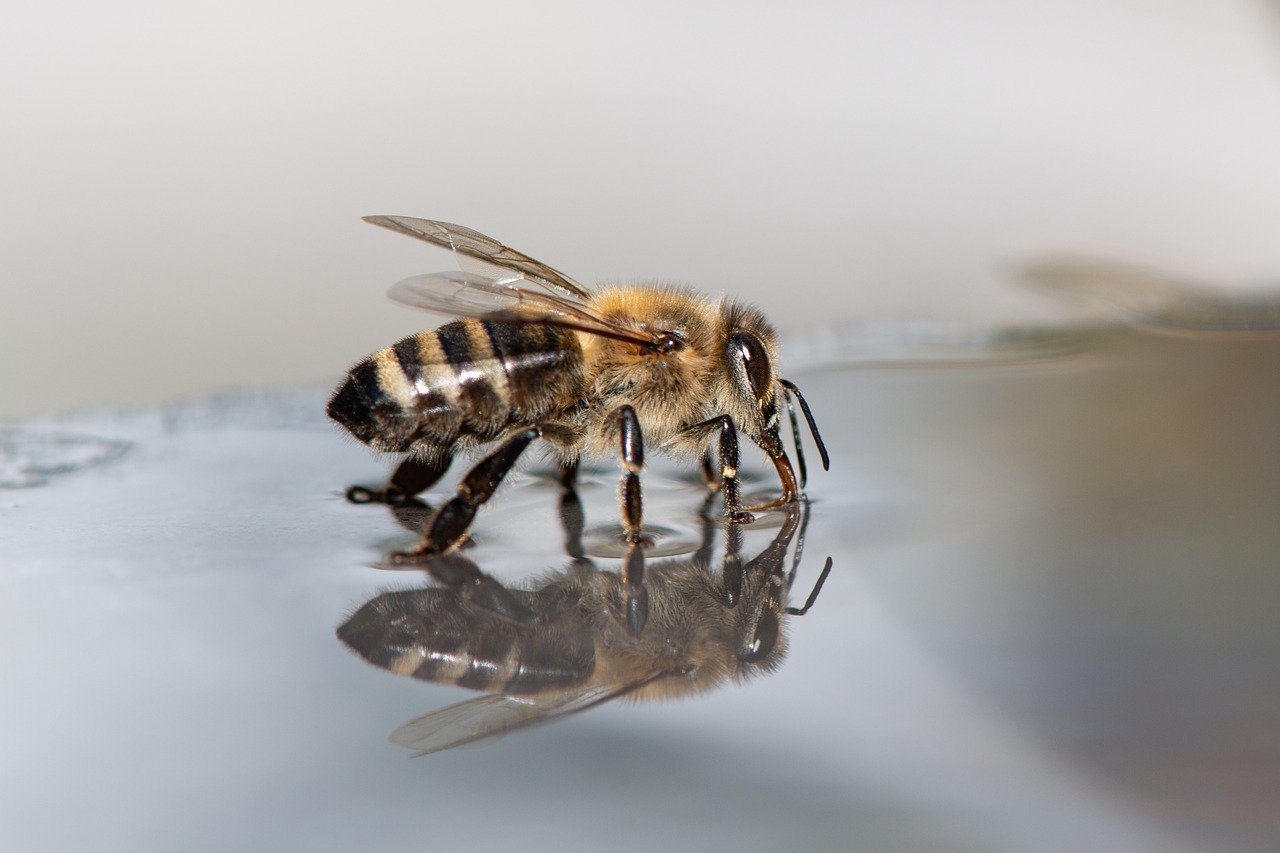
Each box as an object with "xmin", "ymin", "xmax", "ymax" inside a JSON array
[
  {"xmin": 679, "ymin": 416, "xmax": 750, "ymax": 522},
  {"xmin": 682, "ymin": 414, "xmax": 798, "ymax": 521},
  {"xmin": 713, "ymin": 415, "xmax": 755, "ymax": 524}
]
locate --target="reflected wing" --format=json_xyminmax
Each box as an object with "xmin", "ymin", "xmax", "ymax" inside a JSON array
[
  {"xmin": 389, "ymin": 271, "xmax": 661, "ymax": 349},
  {"xmin": 364, "ymin": 215, "xmax": 592, "ymax": 301},
  {"xmin": 390, "ymin": 676, "xmax": 662, "ymax": 756}
]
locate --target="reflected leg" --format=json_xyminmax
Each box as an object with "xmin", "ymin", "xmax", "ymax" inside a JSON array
[
  {"xmin": 621, "ymin": 542, "xmax": 647, "ymax": 636},
  {"xmin": 719, "ymin": 517, "xmax": 746, "ymax": 608},
  {"xmin": 700, "ymin": 450, "xmax": 720, "ymax": 491},
  {"xmin": 423, "ymin": 553, "xmax": 538, "ymax": 623},
  {"xmin": 690, "ymin": 492, "xmax": 720, "ymax": 572},
  {"xmin": 557, "ymin": 463, "xmax": 588, "ymax": 563}
]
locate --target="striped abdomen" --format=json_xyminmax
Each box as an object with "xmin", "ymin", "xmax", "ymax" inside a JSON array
[
  {"xmin": 337, "ymin": 587, "xmax": 595, "ymax": 695},
  {"xmin": 328, "ymin": 319, "xmax": 584, "ymax": 455}
]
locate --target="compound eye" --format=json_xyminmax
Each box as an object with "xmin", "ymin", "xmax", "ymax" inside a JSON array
[
  {"xmin": 729, "ymin": 331, "xmax": 772, "ymax": 404},
  {"xmin": 656, "ymin": 332, "xmax": 685, "ymax": 354},
  {"xmin": 738, "ymin": 608, "xmax": 780, "ymax": 663}
]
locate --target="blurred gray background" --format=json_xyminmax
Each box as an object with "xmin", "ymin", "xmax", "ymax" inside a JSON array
[{"xmin": 4, "ymin": 0, "xmax": 1280, "ymax": 421}]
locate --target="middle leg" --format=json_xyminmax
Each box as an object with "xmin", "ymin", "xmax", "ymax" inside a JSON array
[
  {"xmin": 615, "ymin": 405, "xmax": 647, "ymax": 546},
  {"xmin": 614, "ymin": 405, "xmax": 649, "ymax": 634}
]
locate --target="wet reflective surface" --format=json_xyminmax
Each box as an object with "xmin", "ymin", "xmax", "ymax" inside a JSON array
[
  {"xmin": 3, "ymin": 325, "xmax": 1278, "ymax": 852},
  {"xmin": 339, "ymin": 496, "xmax": 828, "ymax": 755}
]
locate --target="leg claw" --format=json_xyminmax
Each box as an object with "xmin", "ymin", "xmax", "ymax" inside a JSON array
[{"xmin": 345, "ymin": 485, "xmax": 381, "ymax": 504}]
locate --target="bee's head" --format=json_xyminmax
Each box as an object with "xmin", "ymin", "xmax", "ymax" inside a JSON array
[
  {"xmin": 721, "ymin": 302, "xmax": 781, "ymax": 434},
  {"xmin": 721, "ymin": 301, "xmax": 829, "ymax": 490}
]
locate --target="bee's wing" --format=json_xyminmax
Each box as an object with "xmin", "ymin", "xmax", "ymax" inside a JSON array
[
  {"xmin": 364, "ymin": 215, "xmax": 593, "ymax": 302},
  {"xmin": 390, "ymin": 675, "xmax": 663, "ymax": 756},
  {"xmin": 389, "ymin": 271, "xmax": 662, "ymax": 349},
  {"xmin": 784, "ymin": 319, "xmax": 1114, "ymax": 373},
  {"xmin": 1015, "ymin": 255, "xmax": 1220, "ymax": 324},
  {"xmin": 1016, "ymin": 254, "xmax": 1280, "ymax": 335}
]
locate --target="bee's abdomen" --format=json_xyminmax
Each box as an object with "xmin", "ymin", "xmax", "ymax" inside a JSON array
[
  {"xmin": 327, "ymin": 320, "xmax": 583, "ymax": 454},
  {"xmin": 337, "ymin": 588, "xmax": 595, "ymax": 695}
]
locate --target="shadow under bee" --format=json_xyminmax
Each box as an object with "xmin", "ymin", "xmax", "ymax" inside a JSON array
[{"xmin": 337, "ymin": 490, "xmax": 831, "ymax": 755}]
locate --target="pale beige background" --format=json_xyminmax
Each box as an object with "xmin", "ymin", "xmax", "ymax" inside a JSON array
[{"xmin": 4, "ymin": 0, "xmax": 1280, "ymax": 421}]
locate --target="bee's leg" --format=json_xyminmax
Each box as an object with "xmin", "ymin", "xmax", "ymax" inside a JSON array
[
  {"xmin": 713, "ymin": 416, "xmax": 755, "ymax": 525},
  {"xmin": 614, "ymin": 405, "xmax": 647, "ymax": 547},
  {"xmin": 387, "ymin": 429, "xmax": 540, "ymax": 564},
  {"xmin": 680, "ymin": 415, "xmax": 753, "ymax": 523},
  {"xmin": 346, "ymin": 453, "xmax": 453, "ymax": 506},
  {"xmin": 612, "ymin": 405, "xmax": 649, "ymax": 634}
]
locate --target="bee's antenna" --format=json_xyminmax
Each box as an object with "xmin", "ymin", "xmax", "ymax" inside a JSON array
[
  {"xmin": 786, "ymin": 557, "xmax": 833, "ymax": 616},
  {"xmin": 779, "ymin": 379, "xmax": 830, "ymax": 471},
  {"xmin": 783, "ymin": 391, "xmax": 809, "ymax": 488}
]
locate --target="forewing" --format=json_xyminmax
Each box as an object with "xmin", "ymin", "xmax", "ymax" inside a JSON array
[
  {"xmin": 784, "ymin": 319, "xmax": 1113, "ymax": 373},
  {"xmin": 389, "ymin": 676, "xmax": 662, "ymax": 756},
  {"xmin": 1016, "ymin": 254, "xmax": 1280, "ymax": 334},
  {"xmin": 1015, "ymin": 255, "xmax": 1217, "ymax": 322},
  {"xmin": 389, "ymin": 272, "xmax": 660, "ymax": 348},
  {"xmin": 364, "ymin": 215, "xmax": 593, "ymax": 301}
]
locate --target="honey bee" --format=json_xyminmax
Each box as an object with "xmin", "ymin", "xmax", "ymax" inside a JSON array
[
  {"xmin": 337, "ymin": 493, "xmax": 831, "ymax": 754},
  {"xmin": 328, "ymin": 216, "xmax": 828, "ymax": 562}
]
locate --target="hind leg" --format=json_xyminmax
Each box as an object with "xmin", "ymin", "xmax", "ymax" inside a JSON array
[
  {"xmin": 387, "ymin": 429, "xmax": 541, "ymax": 564},
  {"xmin": 611, "ymin": 405, "xmax": 652, "ymax": 635},
  {"xmin": 346, "ymin": 453, "xmax": 454, "ymax": 506}
]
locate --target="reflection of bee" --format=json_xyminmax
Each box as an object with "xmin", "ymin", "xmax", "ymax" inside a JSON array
[
  {"xmin": 337, "ymin": 495, "xmax": 830, "ymax": 754},
  {"xmin": 328, "ymin": 216, "xmax": 828, "ymax": 562}
]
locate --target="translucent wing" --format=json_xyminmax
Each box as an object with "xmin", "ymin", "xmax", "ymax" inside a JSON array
[
  {"xmin": 389, "ymin": 676, "xmax": 663, "ymax": 756},
  {"xmin": 782, "ymin": 318, "xmax": 1115, "ymax": 375},
  {"xmin": 1015, "ymin": 254, "xmax": 1280, "ymax": 335},
  {"xmin": 389, "ymin": 271, "xmax": 662, "ymax": 349},
  {"xmin": 364, "ymin": 215, "xmax": 593, "ymax": 301}
]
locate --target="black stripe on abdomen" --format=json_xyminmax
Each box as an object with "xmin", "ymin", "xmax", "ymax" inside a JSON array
[
  {"xmin": 436, "ymin": 321, "xmax": 508, "ymax": 434},
  {"xmin": 391, "ymin": 336, "xmax": 422, "ymax": 384},
  {"xmin": 455, "ymin": 626, "xmax": 518, "ymax": 690},
  {"xmin": 481, "ymin": 322, "xmax": 576, "ymax": 415}
]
